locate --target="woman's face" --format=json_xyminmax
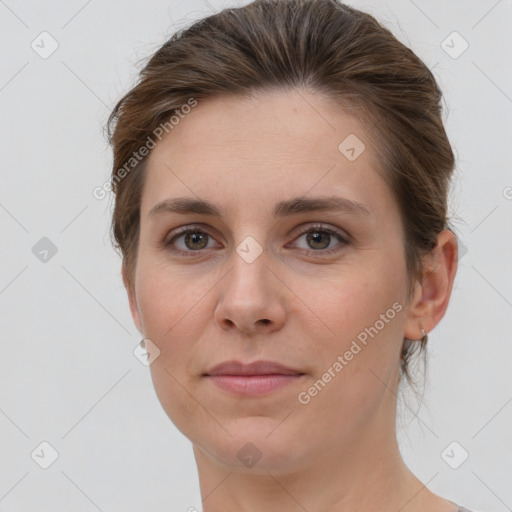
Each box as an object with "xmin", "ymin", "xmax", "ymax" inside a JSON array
[{"xmin": 127, "ymin": 89, "xmax": 419, "ymax": 473}]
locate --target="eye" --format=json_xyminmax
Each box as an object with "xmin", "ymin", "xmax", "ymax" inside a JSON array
[
  {"xmin": 289, "ymin": 223, "xmax": 349, "ymax": 254},
  {"xmin": 163, "ymin": 223, "xmax": 349, "ymax": 257},
  {"xmin": 164, "ymin": 225, "xmax": 220, "ymax": 255}
]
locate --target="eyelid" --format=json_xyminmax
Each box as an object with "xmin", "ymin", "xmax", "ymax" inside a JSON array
[
  {"xmin": 164, "ymin": 223, "xmax": 217, "ymax": 244},
  {"xmin": 163, "ymin": 223, "xmax": 222, "ymax": 254},
  {"xmin": 287, "ymin": 223, "xmax": 350, "ymax": 253},
  {"xmin": 292, "ymin": 222, "xmax": 350, "ymax": 241}
]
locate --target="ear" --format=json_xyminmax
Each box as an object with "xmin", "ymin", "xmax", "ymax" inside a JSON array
[
  {"xmin": 122, "ymin": 263, "xmax": 143, "ymax": 335},
  {"xmin": 403, "ymin": 229, "xmax": 458, "ymax": 340}
]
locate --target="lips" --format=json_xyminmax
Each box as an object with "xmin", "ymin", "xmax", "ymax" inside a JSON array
[
  {"xmin": 204, "ymin": 360, "xmax": 304, "ymax": 377},
  {"xmin": 204, "ymin": 360, "xmax": 305, "ymax": 396}
]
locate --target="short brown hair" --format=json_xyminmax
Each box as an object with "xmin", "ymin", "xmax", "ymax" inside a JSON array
[{"xmin": 106, "ymin": 0, "xmax": 456, "ymax": 390}]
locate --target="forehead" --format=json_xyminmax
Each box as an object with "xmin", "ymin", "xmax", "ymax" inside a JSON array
[
  {"xmin": 151, "ymin": 89, "xmax": 376, "ymax": 158},
  {"xmin": 141, "ymin": 89, "xmax": 393, "ymax": 220}
]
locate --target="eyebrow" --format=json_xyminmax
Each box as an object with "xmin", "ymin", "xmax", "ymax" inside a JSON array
[{"xmin": 148, "ymin": 195, "xmax": 372, "ymax": 219}]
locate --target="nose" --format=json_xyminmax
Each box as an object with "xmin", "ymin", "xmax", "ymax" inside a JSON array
[{"xmin": 214, "ymin": 249, "xmax": 287, "ymax": 336}]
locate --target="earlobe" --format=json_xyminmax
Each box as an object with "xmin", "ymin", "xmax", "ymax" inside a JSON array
[
  {"xmin": 122, "ymin": 263, "xmax": 143, "ymax": 334},
  {"xmin": 403, "ymin": 230, "xmax": 458, "ymax": 340}
]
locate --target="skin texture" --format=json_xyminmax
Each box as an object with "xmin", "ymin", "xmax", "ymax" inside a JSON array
[{"xmin": 123, "ymin": 89, "xmax": 459, "ymax": 512}]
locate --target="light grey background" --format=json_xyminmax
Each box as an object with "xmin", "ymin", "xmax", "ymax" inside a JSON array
[{"xmin": 0, "ymin": 0, "xmax": 511, "ymax": 511}]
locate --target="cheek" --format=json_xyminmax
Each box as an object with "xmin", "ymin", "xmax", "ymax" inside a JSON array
[
  {"xmin": 136, "ymin": 258, "xmax": 207, "ymax": 331},
  {"xmin": 135, "ymin": 267, "xmax": 213, "ymax": 435},
  {"xmin": 294, "ymin": 279, "xmax": 404, "ymax": 442},
  {"xmin": 135, "ymin": 265, "xmax": 212, "ymax": 369},
  {"xmin": 304, "ymin": 263, "xmax": 405, "ymax": 383},
  {"xmin": 311, "ymin": 266, "xmax": 402, "ymax": 340}
]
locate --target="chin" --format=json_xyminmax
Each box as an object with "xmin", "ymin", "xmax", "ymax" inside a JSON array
[{"xmin": 192, "ymin": 419, "xmax": 308, "ymax": 474}]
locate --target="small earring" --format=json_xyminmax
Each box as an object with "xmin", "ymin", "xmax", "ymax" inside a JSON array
[{"xmin": 420, "ymin": 328, "xmax": 428, "ymax": 343}]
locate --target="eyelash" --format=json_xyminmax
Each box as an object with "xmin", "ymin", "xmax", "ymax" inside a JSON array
[{"xmin": 163, "ymin": 223, "xmax": 350, "ymax": 257}]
